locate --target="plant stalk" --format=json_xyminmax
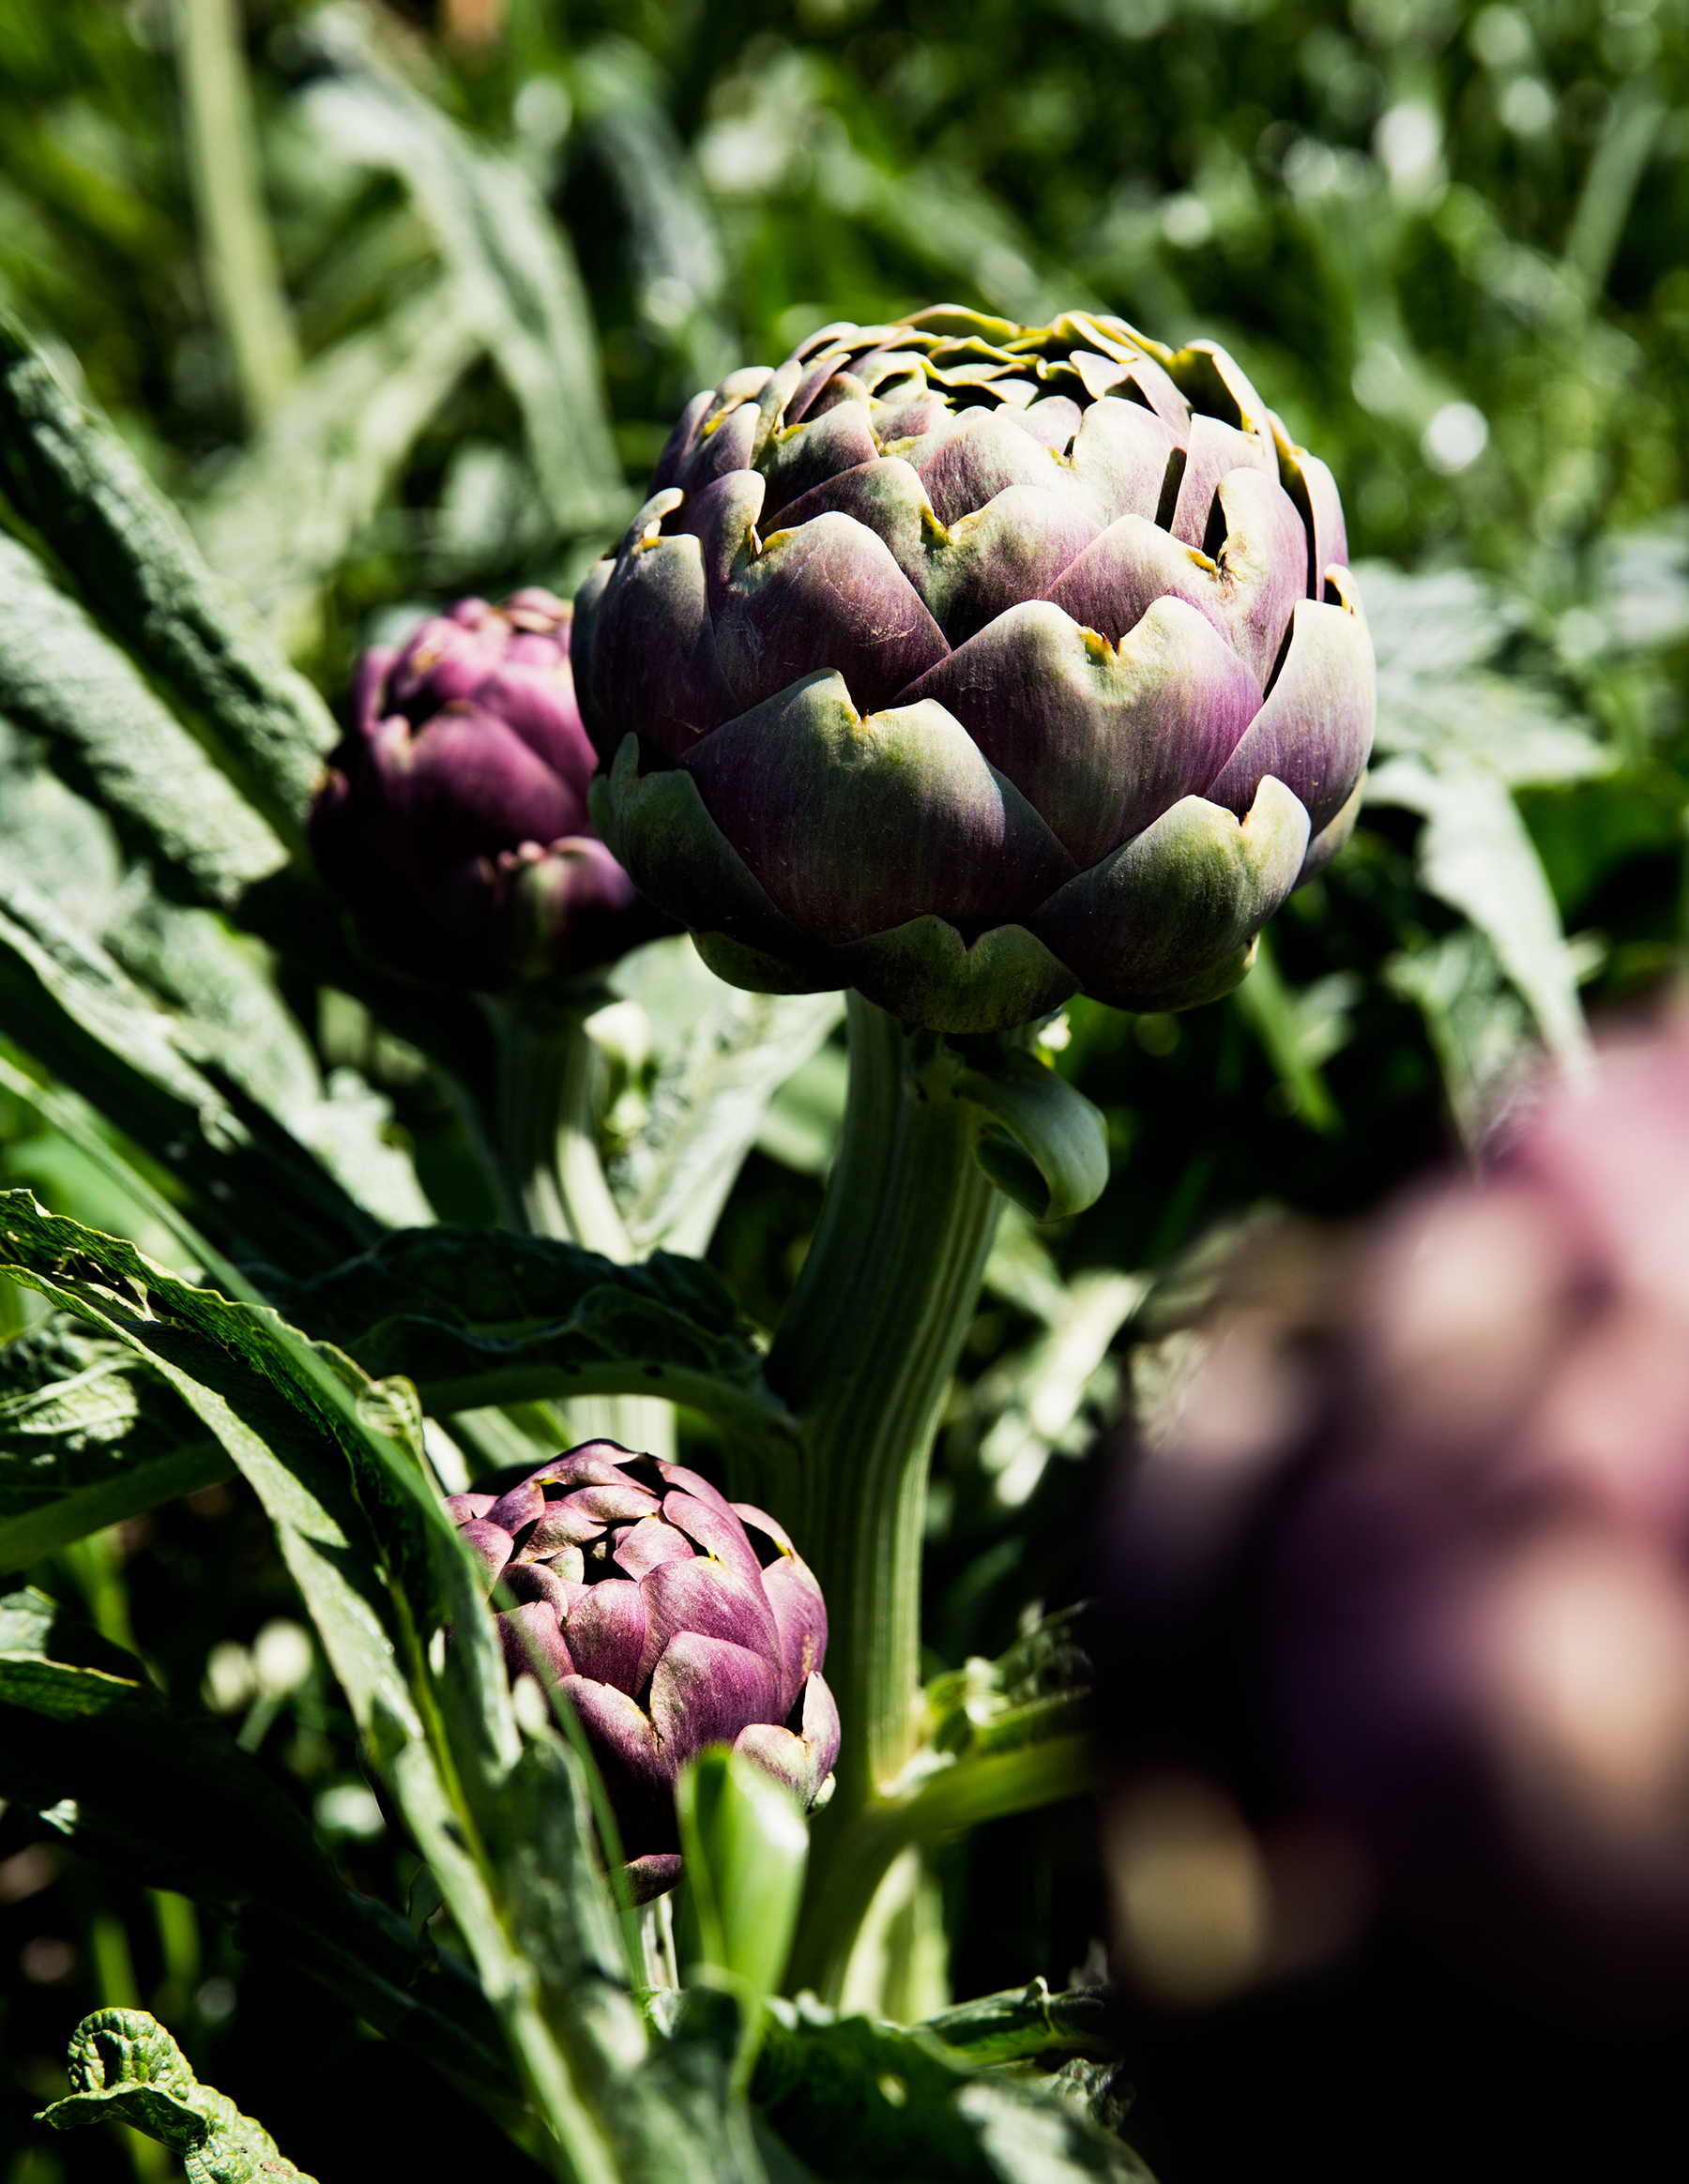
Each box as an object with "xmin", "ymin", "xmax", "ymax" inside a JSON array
[
  {"xmin": 488, "ymin": 999, "xmax": 672, "ymax": 1459},
  {"xmin": 174, "ymin": 0, "xmax": 299, "ymax": 427},
  {"xmin": 768, "ymin": 997, "xmax": 1002, "ymax": 1950}
]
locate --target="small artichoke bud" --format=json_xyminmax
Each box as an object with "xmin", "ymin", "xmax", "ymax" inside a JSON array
[
  {"xmin": 311, "ymin": 590, "xmax": 668, "ymax": 991},
  {"xmin": 576, "ymin": 308, "xmax": 1374, "ymax": 1034},
  {"xmin": 448, "ymin": 1442, "xmax": 838, "ymax": 1898},
  {"xmin": 1103, "ymin": 1026, "xmax": 1689, "ymax": 2010}
]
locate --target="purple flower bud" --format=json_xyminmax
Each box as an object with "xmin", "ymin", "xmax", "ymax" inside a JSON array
[
  {"xmin": 1103, "ymin": 1025, "xmax": 1689, "ymax": 2011},
  {"xmin": 311, "ymin": 591, "xmax": 669, "ymax": 990},
  {"xmin": 448, "ymin": 1443, "xmax": 838, "ymax": 1889}
]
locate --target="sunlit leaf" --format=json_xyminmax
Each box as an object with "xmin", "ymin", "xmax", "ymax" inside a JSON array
[
  {"xmin": 0, "ymin": 533, "xmax": 286, "ymax": 908},
  {"xmin": 0, "ymin": 320, "xmax": 337, "ymax": 839}
]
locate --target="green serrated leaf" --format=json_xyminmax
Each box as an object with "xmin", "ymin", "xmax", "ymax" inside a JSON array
[
  {"xmin": 0, "ymin": 317, "xmax": 336, "ymax": 838},
  {"xmin": 40, "ymin": 2007, "xmax": 316, "ymax": 2183},
  {"xmin": 0, "ymin": 533, "xmax": 286, "ymax": 908}
]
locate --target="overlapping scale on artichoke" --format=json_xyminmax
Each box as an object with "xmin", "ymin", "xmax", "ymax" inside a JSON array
[{"xmin": 576, "ymin": 307, "xmax": 1376, "ymax": 1034}]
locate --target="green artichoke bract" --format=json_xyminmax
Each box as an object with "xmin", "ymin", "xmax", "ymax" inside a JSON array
[{"xmin": 575, "ymin": 306, "xmax": 1375, "ymax": 1035}]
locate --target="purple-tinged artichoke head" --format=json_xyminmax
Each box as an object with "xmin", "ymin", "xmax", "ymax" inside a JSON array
[
  {"xmin": 1103, "ymin": 1025, "xmax": 1689, "ymax": 2009},
  {"xmin": 574, "ymin": 307, "xmax": 1375, "ymax": 1035},
  {"xmin": 447, "ymin": 1442, "xmax": 838, "ymax": 1897},
  {"xmin": 311, "ymin": 590, "xmax": 669, "ymax": 992}
]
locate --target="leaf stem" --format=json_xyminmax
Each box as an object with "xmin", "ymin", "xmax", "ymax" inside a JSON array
[{"xmin": 487, "ymin": 998, "xmax": 672, "ymax": 1457}]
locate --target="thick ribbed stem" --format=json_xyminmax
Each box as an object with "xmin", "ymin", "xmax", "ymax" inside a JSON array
[
  {"xmin": 768, "ymin": 998, "xmax": 1002, "ymax": 1825},
  {"xmin": 488, "ymin": 999, "xmax": 671, "ymax": 1459}
]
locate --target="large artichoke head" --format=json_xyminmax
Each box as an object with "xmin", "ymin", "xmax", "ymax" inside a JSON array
[
  {"xmin": 449, "ymin": 1442, "xmax": 838, "ymax": 1896},
  {"xmin": 311, "ymin": 591, "xmax": 668, "ymax": 992},
  {"xmin": 575, "ymin": 307, "xmax": 1375, "ymax": 1035}
]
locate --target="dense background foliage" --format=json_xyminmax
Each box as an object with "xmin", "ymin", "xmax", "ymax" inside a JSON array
[{"xmin": 1, "ymin": 0, "xmax": 1686, "ymax": 2178}]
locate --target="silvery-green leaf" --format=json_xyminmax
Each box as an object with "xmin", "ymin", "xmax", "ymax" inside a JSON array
[
  {"xmin": 1386, "ymin": 927, "xmax": 1536, "ymax": 1149},
  {"xmin": 1368, "ymin": 752, "xmax": 1588, "ymax": 1069},
  {"xmin": 966, "ymin": 1270, "xmax": 1143, "ymax": 1509},
  {"xmin": 611, "ymin": 943, "xmax": 844, "ymax": 1253},
  {"xmin": 190, "ymin": 274, "xmax": 484, "ymax": 658},
  {"xmin": 0, "ymin": 535, "xmax": 286, "ymax": 908},
  {"xmin": 1359, "ymin": 559, "xmax": 1614, "ymax": 787},
  {"xmin": 0, "ymin": 320, "xmax": 337, "ymax": 837},
  {"xmin": 1583, "ymin": 513, "xmax": 1689, "ymax": 657},
  {"xmin": 753, "ymin": 1043, "xmax": 849, "ymax": 1178}
]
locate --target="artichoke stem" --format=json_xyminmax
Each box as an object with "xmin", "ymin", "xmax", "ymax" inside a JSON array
[
  {"xmin": 768, "ymin": 996, "xmax": 1002, "ymax": 1948},
  {"xmin": 487, "ymin": 998, "xmax": 674, "ymax": 1460}
]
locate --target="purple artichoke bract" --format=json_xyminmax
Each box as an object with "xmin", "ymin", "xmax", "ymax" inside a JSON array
[
  {"xmin": 574, "ymin": 306, "xmax": 1375, "ymax": 1034},
  {"xmin": 1104, "ymin": 1026, "xmax": 1689, "ymax": 2009},
  {"xmin": 311, "ymin": 590, "xmax": 667, "ymax": 991},
  {"xmin": 448, "ymin": 1442, "xmax": 839, "ymax": 1893}
]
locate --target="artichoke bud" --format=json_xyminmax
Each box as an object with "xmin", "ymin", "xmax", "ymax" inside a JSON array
[
  {"xmin": 447, "ymin": 1441, "xmax": 839, "ymax": 1901},
  {"xmin": 1103, "ymin": 1027, "xmax": 1689, "ymax": 2007},
  {"xmin": 576, "ymin": 307, "xmax": 1376, "ymax": 1035},
  {"xmin": 311, "ymin": 590, "xmax": 669, "ymax": 993}
]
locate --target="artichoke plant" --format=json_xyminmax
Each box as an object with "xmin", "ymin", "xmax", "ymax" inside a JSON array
[
  {"xmin": 312, "ymin": 590, "xmax": 666, "ymax": 991},
  {"xmin": 575, "ymin": 307, "xmax": 1375, "ymax": 1034},
  {"xmin": 449, "ymin": 1442, "xmax": 839, "ymax": 1892}
]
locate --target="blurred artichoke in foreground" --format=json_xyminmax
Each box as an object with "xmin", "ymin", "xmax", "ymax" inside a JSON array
[
  {"xmin": 576, "ymin": 306, "xmax": 1373, "ymax": 1033},
  {"xmin": 449, "ymin": 1442, "xmax": 838, "ymax": 1894},
  {"xmin": 312, "ymin": 591, "xmax": 666, "ymax": 990},
  {"xmin": 1105, "ymin": 1024, "xmax": 1689, "ymax": 2011}
]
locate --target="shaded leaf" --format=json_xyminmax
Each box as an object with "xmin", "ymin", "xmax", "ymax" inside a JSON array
[
  {"xmin": 1385, "ymin": 928, "xmax": 1535, "ymax": 1150},
  {"xmin": 263, "ymin": 1225, "xmax": 799, "ymax": 1454},
  {"xmin": 753, "ymin": 1998, "xmax": 1149, "ymax": 2183},
  {"xmin": 0, "ymin": 1318, "xmax": 229, "ymax": 1570},
  {"xmin": 609, "ymin": 950, "xmax": 844, "ymax": 1253},
  {"xmin": 1368, "ymin": 753, "xmax": 1588, "ymax": 1069},
  {"xmin": 0, "ymin": 1585, "xmax": 532, "ymax": 2141}
]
